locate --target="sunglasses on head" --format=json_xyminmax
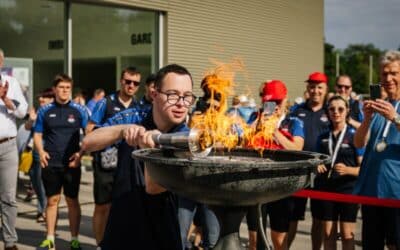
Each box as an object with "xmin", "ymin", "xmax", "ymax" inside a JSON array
[
  {"xmin": 124, "ymin": 79, "xmax": 140, "ymax": 86},
  {"xmin": 328, "ymin": 107, "xmax": 346, "ymax": 113},
  {"xmin": 336, "ymin": 84, "xmax": 351, "ymax": 90}
]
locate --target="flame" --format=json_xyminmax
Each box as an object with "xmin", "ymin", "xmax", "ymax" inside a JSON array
[{"xmin": 189, "ymin": 59, "xmax": 280, "ymax": 153}]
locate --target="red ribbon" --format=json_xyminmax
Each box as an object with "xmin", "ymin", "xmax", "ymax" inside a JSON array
[{"xmin": 293, "ymin": 189, "xmax": 400, "ymax": 208}]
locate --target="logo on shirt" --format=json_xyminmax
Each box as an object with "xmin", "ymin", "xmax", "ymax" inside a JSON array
[
  {"xmin": 320, "ymin": 114, "xmax": 329, "ymax": 122},
  {"xmin": 114, "ymin": 107, "xmax": 121, "ymax": 112},
  {"xmin": 49, "ymin": 114, "xmax": 56, "ymax": 118},
  {"xmin": 341, "ymin": 143, "xmax": 350, "ymax": 148},
  {"xmin": 298, "ymin": 113, "xmax": 306, "ymax": 117},
  {"xmin": 67, "ymin": 114, "xmax": 76, "ymax": 123}
]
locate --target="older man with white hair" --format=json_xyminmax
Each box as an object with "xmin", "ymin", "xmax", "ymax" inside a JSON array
[
  {"xmin": 0, "ymin": 48, "xmax": 28, "ymax": 250},
  {"xmin": 354, "ymin": 50, "xmax": 400, "ymax": 250}
]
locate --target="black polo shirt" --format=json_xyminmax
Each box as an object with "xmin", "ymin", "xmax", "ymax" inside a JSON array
[
  {"xmin": 316, "ymin": 126, "xmax": 364, "ymax": 193},
  {"xmin": 290, "ymin": 102, "xmax": 330, "ymax": 152}
]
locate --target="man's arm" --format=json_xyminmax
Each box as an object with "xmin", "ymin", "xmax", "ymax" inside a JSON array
[
  {"xmin": 85, "ymin": 121, "xmax": 97, "ymax": 134},
  {"xmin": 274, "ymin": 132, "xmax": 304, "ymax": 150},
  {"xmin": 81, "ymin": 124, "xmax": 137, "ymax": 153},
  {"xmin": 33, "ymin": 132, "xmax": 50, "ymax": 167},
  {"xmin": 354, "ymin": 100, "xmax": 373, "ymax": 148},
  {"xmin": 1, "ymin": 79, "xmax": 28, "ymax": 118}
]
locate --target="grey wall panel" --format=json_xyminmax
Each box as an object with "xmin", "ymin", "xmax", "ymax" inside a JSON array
[{"xmin": 110, "ymin": 0, "xmax": 323, "ymax": 103}]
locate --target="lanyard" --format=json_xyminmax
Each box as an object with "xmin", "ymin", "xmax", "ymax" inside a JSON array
[
  {"xmin": 327, "ymin": 124, "xmax": 348, "ymax": 178},
  {"xmin": 328, "ymin": 124, "xmax": 347, "ymax": 168},
  {"xmin": 380, "ymin": 101, "xmax": 400, "ymax": 142}
]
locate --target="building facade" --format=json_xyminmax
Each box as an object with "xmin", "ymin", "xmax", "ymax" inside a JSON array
[{"xmin": 0, "ymin": 0, "xmax": 323, "ymax": 105}]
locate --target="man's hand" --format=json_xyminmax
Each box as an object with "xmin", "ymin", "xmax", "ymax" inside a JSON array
[
  {"xmin": 0, "ymin": 81, "xmax": 9, "ymax": 99},
  {"xmin": 370, "ymin": 99, "xmax": 397, "ymax": 121},
  {"xmin": 68, "ymin": 152, "xmax": 81, "ymax": 168},
  {"xmin": 362, "ymin": 100, "xmax": 375, "ymax": 121},
  {"xmin": 138, "ymin": 130, "xmax": 161, "ymax": 149},
  {"xmin": 39, "ymin": 151, "xmax": 50, "ymax": 168},
  {"xmin": 122, "ymin": 125, "xmax": 146, "ymax": 147}
]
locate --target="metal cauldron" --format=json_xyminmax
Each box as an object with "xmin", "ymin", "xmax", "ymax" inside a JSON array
[{"xmin": 132, "ymin": 148, "xmax": 330, "ymax": 250}]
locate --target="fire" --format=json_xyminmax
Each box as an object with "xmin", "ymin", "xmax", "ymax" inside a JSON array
[{"xmin": 189, "ymin": 59, "xmax": 280, "ymax": 153}]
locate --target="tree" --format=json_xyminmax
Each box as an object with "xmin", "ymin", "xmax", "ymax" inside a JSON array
[
  {"xmin": 324, "ymin": 42, "xmax": 337, "ymax": 91},
  {"xmin": 324, "ymin": 43, "xmax": 383, "ymax": 94}
]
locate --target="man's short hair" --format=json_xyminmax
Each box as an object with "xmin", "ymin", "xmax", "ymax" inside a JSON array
[
  {"xmin": 381, "ymin": 50, "xmax": 400, "ymax": 67},
  {"xmin": 53, "ymin": 73, "xmax": 73, "ymax": 87},
  {"xmin": 145, "ymin": 73, "xmax": 156, "ymax": 86},
  {"xmin": 94, "ymin": 88, "xmax": 105, "ymax": 96},
  {"xmin": 120, "ymin": 66, "xmax": 140, "ymax": 80},
  {"xmin": 154, "ymin": 64, "xmax": 193, "ymax": 90},
  {"xmin": 336, "ymin": 75, "xmax": 352, "ymax": 85}
]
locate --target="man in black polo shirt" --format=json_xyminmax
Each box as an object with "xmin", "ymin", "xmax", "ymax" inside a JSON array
[
  {"xmin": 288, "ymin": 72, "xmax": 330, "ymax": 250},
  {"xmin": 34, "ymin": 74, "xmax": 89, "ymax": 250},
  {"xmin": 85, "ymin": 67, "xmax": 142, "ymax": 247},
  {"xmin": 81, "ymin": 64, "xmax": 196, "ymax": 249}
]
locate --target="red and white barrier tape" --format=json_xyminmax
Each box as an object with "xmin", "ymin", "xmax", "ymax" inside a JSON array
[{"xmin": 293, "ymin": 189, "xmax": 400, "ymax": 208}]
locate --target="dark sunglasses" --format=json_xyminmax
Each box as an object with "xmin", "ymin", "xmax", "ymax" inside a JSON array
[
  {"xmin": 328, "ymin": 107, "xmax": 346, "ymax": 113},
  {"xmin": 336, "ymin": 84, "xmax": 351, "ymax": 90},
  {"xmin": 124, "ymin": 79, "xmax": 140, "ymax": 86}
]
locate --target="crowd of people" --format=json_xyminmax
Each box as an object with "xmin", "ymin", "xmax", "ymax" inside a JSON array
[{"xmin": 1, "ymin": 46, "xmax": 400, "ymax": 250}]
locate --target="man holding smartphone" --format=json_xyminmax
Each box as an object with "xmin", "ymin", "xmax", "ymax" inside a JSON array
[{"xmin": 354, "ymin": 50, "xmax": 400, "ymax": 249}]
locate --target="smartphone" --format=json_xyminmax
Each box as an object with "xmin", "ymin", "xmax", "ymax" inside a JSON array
[
  {"xmin": 262, "ymin": 101, "xmax": 277, "ymax": 116},
  {"xmin": 369, "ymin": 84, "xmax": 381, "ymax": 100}
]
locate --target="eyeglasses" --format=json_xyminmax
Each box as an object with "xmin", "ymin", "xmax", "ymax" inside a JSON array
[
  {"xmin": 123, "ymin": 79, "xmax": 140, "ymax": 87},
  {"xmin": 336, "ymin": 84, "xmax": 351, "ymax": 90},
  {"xmin": 158, "ymin": 90, "xmax": 197, "ymax": 107},
  {"xmin": 328, "ymin": 107, "xmax": 346, "ymax": 113}
]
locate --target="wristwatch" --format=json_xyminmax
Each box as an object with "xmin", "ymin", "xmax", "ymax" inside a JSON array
[{"xmin": 392, "ymin": 114, "xmax": 400, "ymax": 126}]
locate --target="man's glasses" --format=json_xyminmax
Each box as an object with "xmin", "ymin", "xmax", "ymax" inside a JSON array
[
  {"xmin": 328, "ymin": 107, "xmax": 346, "ymax": 113},
  {"xmin": 158, "ymin": 90, "xmax": 197, "ymax": 107},
  {"xmin": 123, "ymin": 79, "xmax": 140, "ymax": 87},
  {"xmin": 336, "ymin": 84, "xmax": 351, "ymax": 90}
]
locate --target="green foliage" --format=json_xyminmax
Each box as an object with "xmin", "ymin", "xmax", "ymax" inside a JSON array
[{"xmin": 324, "ymin": 43, "xmax": 384, "ymax": 94}]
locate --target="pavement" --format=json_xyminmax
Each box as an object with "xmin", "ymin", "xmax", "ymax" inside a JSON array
[{"xmin": 1, "ymin": 168, "xmax": 363, "ymax": 250}]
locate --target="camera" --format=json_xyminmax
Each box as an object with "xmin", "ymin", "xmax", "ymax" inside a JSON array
[{"xmin": 369, "ymin": 84, "xmax": 381, "ymax": 100}]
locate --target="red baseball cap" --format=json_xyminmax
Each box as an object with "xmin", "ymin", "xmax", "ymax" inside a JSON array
[
  {"xmin": 305, "ymin": 72, "xmax": 328, "ymax": 84},
  {"xmin": 261, "ymin": 80, "xmax": 288, "ymax": 102}
]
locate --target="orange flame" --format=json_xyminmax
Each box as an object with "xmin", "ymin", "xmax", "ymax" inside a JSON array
[{"xmin": 189, "ymin": 59, "xmax": 279, "ymax": 152}]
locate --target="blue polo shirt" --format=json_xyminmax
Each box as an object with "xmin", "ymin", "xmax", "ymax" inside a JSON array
[
  {"xmin": 290, "ymin": 102, "xmax": 330, "ymax": 152},
  {"xmin": 353, "ymin": 100, "xmax": 400, "ymax": 199},
  {"xmin": 34, "ymin": 101, "xmax": 88, "ymax": 167},
  {"xmin": 317, "ymin": 126, "xmax": 364, "ymax": 194},
  {"xmin": 90, "ymin": 92, "xmax": 139, "ymax": 126},
  {"xmin": 279, "ymin": 116, "xmax": 304, "ymax": 139}
]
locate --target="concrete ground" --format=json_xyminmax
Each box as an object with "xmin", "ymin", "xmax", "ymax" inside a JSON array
[{"xmin": 1, "ymin": 168, "xmax": 364, "ymax": 250}]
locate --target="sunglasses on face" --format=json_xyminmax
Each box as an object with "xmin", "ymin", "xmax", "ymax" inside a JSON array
[
  {"xmin": 328, "ymin": 107, "xmax": 346, "ymax": 113},
  {"xmin": 123, "ymin": 79, "xmax": 140, "ymax": 86},
  {"xmin": 336, "ymin": 84, "xmax": 351, "ymax": 90}
]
